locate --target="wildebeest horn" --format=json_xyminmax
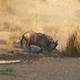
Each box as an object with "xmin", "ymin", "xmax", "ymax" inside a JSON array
[
  {"xmin": 54, "ymin": 40, "xmax": 58, "ymax": 47},
  {"xmin": 55, "ymin": 40, "xmax": 58, "ymax": 44},
  {"xmin": 55, "ymin": 40, "xmax": 58, "ymax": 42}
]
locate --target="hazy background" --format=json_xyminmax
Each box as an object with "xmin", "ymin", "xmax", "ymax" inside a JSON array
[{"xmin": 0, "ymin": 0, "xmax": 80, "ymax": 50}]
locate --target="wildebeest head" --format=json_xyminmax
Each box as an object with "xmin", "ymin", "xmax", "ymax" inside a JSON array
[
  {"xmin": 48, "ymin": 40, "xmax": 58, "ymax": 51},
  {"xmin": 51, "ymin": 40, "xmax": 58, "ymax": 49},
  {"xmin": 45, "ymin": 35, "xmax": 58, "ymax": 51}
]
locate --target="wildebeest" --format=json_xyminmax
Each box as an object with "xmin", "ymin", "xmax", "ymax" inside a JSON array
[{"xmin": 21, "ymin": 31, "xmax": 58, "ymax": 52}]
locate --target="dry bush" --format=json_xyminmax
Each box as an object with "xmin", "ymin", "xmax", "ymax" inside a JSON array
[
  {"xmin": 7, "ymin": 33, "xmax": 14, "ymax": 47},
  {"xmin": 65, "ymin": 26, "xmax": 80, "ymax": 57},
  {"xmin": 2, "ymin": 22, "xmax": 10, "ymax": 31},
  {"xmin": 75, "ymin": 26, "xmax": 80, "ymax": 53},
  {"xmin": 7, "ymin": 31, "xmax": 21, "ymax": 47}
]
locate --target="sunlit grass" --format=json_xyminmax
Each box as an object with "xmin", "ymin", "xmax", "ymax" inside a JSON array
[
  {"xmin": 0, "ymin": 0, "xmax": 80, "ymax": 55},
  {"xmin": 65, "ymin": 26, "xmax": 80, "ymax": 57}
]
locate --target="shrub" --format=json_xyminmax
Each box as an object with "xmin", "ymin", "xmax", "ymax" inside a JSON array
[
  {"xmin": 3, "ymin": 22, "xmax": 10, "ymax": 31},
  {"xmin": 65, "ymin": 26, "xmax": 80, "ymax": 57}
]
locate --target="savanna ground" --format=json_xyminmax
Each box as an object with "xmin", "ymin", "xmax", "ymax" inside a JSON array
[
  {"xmin": 0, "ymin": 43, "xmax": 80, "ymax": 80},
  {"xmin": 0, "ymin": 0, "xmax": 80, "ymax": 80},
  {"xmin": 0, "ymin": 29, "xmax": 80, "ymax": 80},
  {"xmin": 0, "ymin": 45, "xmax": 80, "ymax": 80}
]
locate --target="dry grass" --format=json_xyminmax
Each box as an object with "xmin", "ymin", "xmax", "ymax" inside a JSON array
[
  {"xmin": 0, "ymin": 17, "xmax": 79, "ymax": 50},
  {"xmin": 0, "ymin": 0, "xmax": 80, "ymax": 57},
  {"xmin": 65, "ymin": 26, "xmax": 80, "ymax": 57}
]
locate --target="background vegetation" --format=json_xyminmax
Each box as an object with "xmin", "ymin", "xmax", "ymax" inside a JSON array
[{"xmin": 0, "ymin": 0, "xmax": 80, "ymax": 56}]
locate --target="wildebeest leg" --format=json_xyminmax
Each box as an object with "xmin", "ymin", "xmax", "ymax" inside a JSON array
[
  {"xmin": 40, "ymin": 46, "xmax": 44, "ymax": 53},
  {"xmin": 26, "ymin": 41, "xmax": 29, "ymax": 48},
  {"xmin": 40, "ymin": 48, "xmax": 43, "ymax": 53},
  {"xmin": 26, "ymin": 39, "xmax": 31, "ymax": 52},
  {"xmin": 27, "ymin": 39, "xmax": 30, "ymax": 47},
  {"xmin": 20, "ymin": 38, "xmax": 23, "ymax": 47}
]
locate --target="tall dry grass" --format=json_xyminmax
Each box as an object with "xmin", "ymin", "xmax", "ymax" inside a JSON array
[
  {"xmin": 65, "ymin": 26, "xmax": 80, "ymax": 57},
  {"xmin": 0, "ymin": 16, "xmax": 79, "ymax": 49},
  {"xmin": 0, "ymin": 0, "xmax": 80, "ymax": 49}
]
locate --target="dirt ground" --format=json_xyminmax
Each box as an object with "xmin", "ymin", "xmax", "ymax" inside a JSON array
[{"xmin": 0, "ymin": 45, "xmax": 80, "ymax": 80}]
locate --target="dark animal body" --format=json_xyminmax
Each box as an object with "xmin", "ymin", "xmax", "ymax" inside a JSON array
[{"xmin": 21, "ymin": 31, "xmax": 58, "ymax": 52}]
